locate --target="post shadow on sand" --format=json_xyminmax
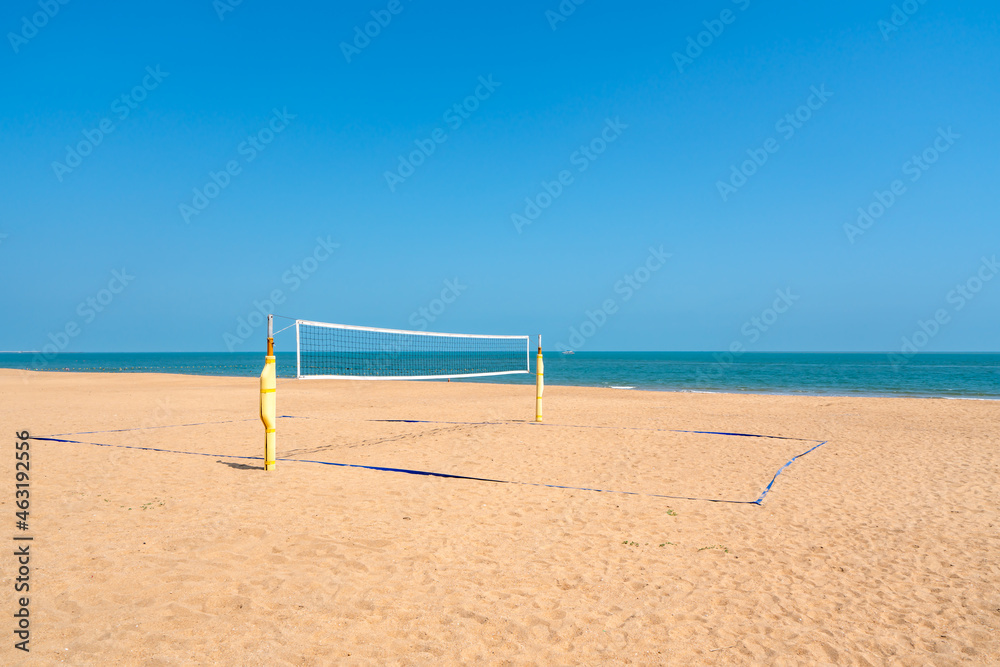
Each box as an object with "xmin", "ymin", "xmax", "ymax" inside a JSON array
[{"xmin": 217, "ymin": 460, "xmax": 261, "ymax": 471}]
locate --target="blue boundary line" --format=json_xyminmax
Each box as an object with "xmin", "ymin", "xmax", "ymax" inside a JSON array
[
  {"xmin": 752, "ymin": 439, "xmax": 829, "ymax": 504},
  {"xmin": 28, "ymin": 436, "xmax": 764, "ymax": 504},
  {"xmin": 47, "ymin": 415, "xmax": 303, "ymax": 438},
  {"xmin": 372, "ymin": 419, "xmax": 818, "ymax": 442},
  {"xmin": 32, "ymin": 417, "xmax": 829, "ymax": 505}
]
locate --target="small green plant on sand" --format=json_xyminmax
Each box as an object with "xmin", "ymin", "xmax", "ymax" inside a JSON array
[
  {"xmin": 139, "ymin": 498, "xmax": 165, "ymax": 511},
  {"xmin": 698, "ymin": 545, "xmax": 729, "ymax": 553},
  {"xmin": 622, "ymin": 540, "xmax": 640, "ymax": 547},
  {"xmin": 659, "ymin": 542, "xmax": 676, "ymax": 547},
  {"xmin": 666, "ymin": 509, "xmax": 677, "ymax": 516}
]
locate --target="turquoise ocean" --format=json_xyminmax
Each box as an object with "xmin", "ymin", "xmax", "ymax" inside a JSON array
[{"xmin": 2, "ymin": 352, "xmax": 998, "ymax": 399}]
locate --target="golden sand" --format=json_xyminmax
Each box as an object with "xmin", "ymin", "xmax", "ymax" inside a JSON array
[{"xmin": 2, "ymin": 369, "xmax": 997, "ymax": 665}]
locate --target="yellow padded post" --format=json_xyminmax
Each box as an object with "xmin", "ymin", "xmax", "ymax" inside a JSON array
[
  {"xmin": 535, "ymin": 335, "xmax": 543, "ymax": 422},
  {"xmin": 260, "ymin": 324, "xmax": 276, "ymax": 470}
]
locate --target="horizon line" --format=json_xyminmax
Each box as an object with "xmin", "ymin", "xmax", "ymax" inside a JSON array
[{"xmin": 3, "ymin": 350, "xmax": 1000, "ymax": 355}]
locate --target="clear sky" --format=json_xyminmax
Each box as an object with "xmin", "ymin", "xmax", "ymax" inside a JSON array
[{"xmin": 2, "ymin": 0, "xmax": 997, "ymax": 353}]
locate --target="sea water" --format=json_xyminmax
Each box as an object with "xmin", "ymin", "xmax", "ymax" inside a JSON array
[{"xmin": 1, "ymin": 352, "xmax": 997, "ymax": 399}]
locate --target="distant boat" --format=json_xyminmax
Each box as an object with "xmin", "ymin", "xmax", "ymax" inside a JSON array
[{"xmin": 561, "ymin": 350, "xmax": 575, "ymax": 355}]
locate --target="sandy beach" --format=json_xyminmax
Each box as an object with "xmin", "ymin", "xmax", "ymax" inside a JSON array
[{"xmin": 2, "ymin": 368, "xmax": 997, "ymax": 665}]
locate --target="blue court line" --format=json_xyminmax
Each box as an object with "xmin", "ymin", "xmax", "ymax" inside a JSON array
[
  {"xmin": 28, "ymin": 430, "xmax": 829, "ymax": 505},
  {"xmin": 372, "ymin": 418, "xmax": 823, "ymax": 443},
  {"xmin": 51, "ymin": 415, "xmax": 821, "ymax": 445},
  {"xmin": 48, "ymin": 415, "xmax": 303, "ymax": 437},
  {"xmin": 369, "ymin": 419, "xmax": 831, "ymax": 504},
  {"xmin": 28, "ymin": 435, "xmax": 756, "ymax": 504},
  {"xmin": 753, "ymin": 440, "xmax": 829, "ymax": 504}
]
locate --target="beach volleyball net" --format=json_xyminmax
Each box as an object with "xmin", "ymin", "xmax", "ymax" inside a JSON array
[{"xmin": 294, "ymin": 319, "xmax": 531, "ymax": 380}]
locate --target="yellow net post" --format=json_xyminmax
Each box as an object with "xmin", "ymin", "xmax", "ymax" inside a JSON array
[
  {"xmin": 535, "ymin": 335, "xmax": 543, "ymax": 422},
  {"xmin": 260, "ymin": 314, "xmax": 276, "ymax": 470}
]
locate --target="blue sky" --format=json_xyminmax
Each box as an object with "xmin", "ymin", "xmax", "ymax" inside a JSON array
[{"xmin": 1, "ymin": 0, "xmax": 997, "ymax": 353}]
